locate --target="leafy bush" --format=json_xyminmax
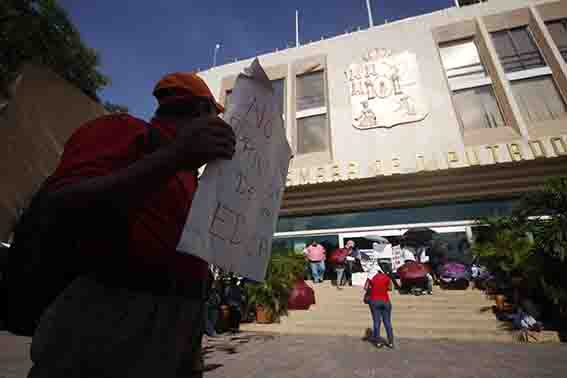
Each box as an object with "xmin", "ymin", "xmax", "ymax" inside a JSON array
[
  {"xmin": 473, "ymin": 177, "xmax": 567, "ymax": 317},
  {"xmin": 245, "ymin": 250, "xmax": 305, "ymax": 320}
]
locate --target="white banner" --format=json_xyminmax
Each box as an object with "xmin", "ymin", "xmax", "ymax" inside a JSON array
[{"xmin": 177, "ymin": 59, "xmax": 293, "ymax": 282}]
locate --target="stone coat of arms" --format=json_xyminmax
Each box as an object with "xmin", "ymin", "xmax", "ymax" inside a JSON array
[{"xmin": 345, "ymin": 48, "xmax": 428, "ymax": 129}]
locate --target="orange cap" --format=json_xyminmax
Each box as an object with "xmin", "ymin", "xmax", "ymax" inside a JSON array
[{"xmin": 153, "ymin": 72, "xmax": 224, "ymax": 113}]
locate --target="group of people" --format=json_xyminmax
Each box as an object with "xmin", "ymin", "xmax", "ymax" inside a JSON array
[
  {"xmin": 303, "ymin": 238, "xmax": 444, "ymax": 350},
  {"xmin": 204, "ymin": 270, "xmax": 246, "ymax": 337},
  {"xmin": 303, "ymin": 240, "xmax": 359, "ymax": 288}
]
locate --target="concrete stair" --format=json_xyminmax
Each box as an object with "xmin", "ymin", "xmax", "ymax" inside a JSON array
[{"xmin": 241, "ymin": 281, "xmax": 516, "ymax": 342}]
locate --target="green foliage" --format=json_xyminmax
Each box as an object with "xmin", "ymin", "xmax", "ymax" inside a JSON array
[
  {"xmin": 103, "ymin": 102, "xmax": 129, "ymax": 114},
  {"xmin": 245, "ymin": 250, "xmax": 305, "ymax": 319},
  {"xmin": 473, "ymin": 219, "xmax": 534, "ymax": 279},
  {"xmin": 473, "ymin": 177, "xmax": 567, "ymax": 312},
  {"xmin": 519, "ymin": 177, "xmax": 567, "ymax": 263},
  {"xmin": 1, "ymin": 0, "xmax": 109, "ymax": 100}
]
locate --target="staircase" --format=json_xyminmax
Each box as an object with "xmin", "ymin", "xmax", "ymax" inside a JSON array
[{"xmin": 241, "ymin": 281, "xmax": 515, "ymax": 342}]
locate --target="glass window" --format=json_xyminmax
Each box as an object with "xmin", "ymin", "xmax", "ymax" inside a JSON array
[
  {"xmin": 225, "ymin": 80, "xmax": 284, "ymax": 113},
  {"xmin": 297, "ymin": 114, "xmax": 328, "ymax": 154},
  {"xmin": 431, "ymin": 232, "xmax": 473, "ymax": 265},
  {"xmin": 271, "ymin": 79, "xmax": 286, "ymax": 130},
  {"xmin": 224, "ymin": 90, "xmax": 232, "ymax": 108},
  {"xmin": 546, "ymin": 19, "xmax": 567, "ymax": 62},
  {"xmin": 276, "ymin": 199, "xmax": 518, "ymax": 233},
  {"xmin": 439, "ymin": 39, "xmax": 487, "ymax": 82},
  {"xmin": 511, "ymin": 75, "xmax": 566, "ymax": 123},
  {"xmin": 296, "ymin": 71, "xmax": 325, "ymax": 111},
  {"xmin": 458, "ymin": 0, "xmax": 487, "ymax": 5},
  {"xmin": 272, "ymin": 235, "xmax": 339, "ymax": 255},
  {"xmin": 491, "ymin": 27, "xmax": 546, "ymax": 73},
  {"xmin": 439, "ymin": 39, "xmax": 505, "ymax": 130},
  {"xmin": 453, "ymin": 85, "xmax": 505, "ymax": 129},
  {"xmin": 272, "ymin": 79, "xmax": 285, "ymax": 111}
]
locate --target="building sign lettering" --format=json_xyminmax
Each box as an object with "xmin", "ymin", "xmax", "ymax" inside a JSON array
[{"xmin": 286, "ymin": 135, "xmax": 567, "ymax": 187}]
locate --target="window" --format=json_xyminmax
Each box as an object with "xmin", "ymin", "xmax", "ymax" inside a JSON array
[
  {"xmin": 492, "ymin": 26, "xmax": 566, "ymax": 124},
  {"xmin": 458, "ymin": 0, "xmax": 488, "ymax": 6},
  {"xmin": 510, "ymin": 76, "xmax": 566, "ymax": 122},
  {"xmin": 224, "ymin": 89, "xmax": 232, "ymax": 108},
  {"xmin": 271, "ymin": 78, "xmax": 286, "ymax": 131},
  {"xmin": 272, "ymin": 235, "xmax": 339, "ymax": 256},
  {"xmin": 546, "ymin": 19, "xmax": 567, "ymax": 62},
  {"xmin": 295, "ymin": 70, "xmax": 329, "ymax": 156},
  {"xmin": 452, "ymin": 86, "xmax": 505, "ymax": 129},
  {"xmin": 296, "ymin": 71, "xmax": 325, "ymax": 111},
  {"xmin": 491, "ymin": 27, "xmax": 546, "ymax": 72},
  {"xmin": 440, "ymin": 39, "xmax": 505, "ymax": 130},
  {"xmin": 440, "ymin": 39, "xmax": 488, "ymax": 83},
  {"xmin": 297, "ymin": 114, "xmax": 328, "ymax": 154},
  {"xmin": 224, "ymin": 79, "xmax": 286, "ymax": 130}
]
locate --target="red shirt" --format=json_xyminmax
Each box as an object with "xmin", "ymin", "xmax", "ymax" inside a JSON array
[
  {"xmin": 367, "ymin": 273, "xmax": 391, "ymax": 303},
  {"xmin": 48, "ymin": 114, "xmax": 208, "ymax": 284},
  {"xmin": 331, "ymin": 248, "xmax": 349, "ymax": 266}
]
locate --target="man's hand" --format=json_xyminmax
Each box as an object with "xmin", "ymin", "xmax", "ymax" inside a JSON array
[{"xmin": 172, "ymin": 115, "xmax": 236, "ymax": 170}]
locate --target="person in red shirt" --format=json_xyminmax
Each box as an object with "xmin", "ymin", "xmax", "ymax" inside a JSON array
[
  {"xmin": 27, "ymin": 73, "xmax": 235, "ymax": 378},
  {"xmin": 331, "ymin": 245, "xmax": 350, "ymax": 289},
  {"xmin": 364, "ymin": 267, "xmax": 398, "ymax": 349}
]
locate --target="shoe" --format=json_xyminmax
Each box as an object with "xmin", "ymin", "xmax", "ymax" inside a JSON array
[
  {"xmin": 385, "ymin": 343, "xmax": 395, "ymax": 349},
  {"xmin": 374, "ymin": 342, "xmax": 384, "ymax": 349}
]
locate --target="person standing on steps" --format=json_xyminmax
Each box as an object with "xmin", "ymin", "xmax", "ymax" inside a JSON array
[
  {"xmin": 332, "ymin": 247, "xmax": 349, "ymax": 290},
  {"xmin": 364, "ymin": 266, "xmax": 399, "ymax": 349},
  {"xmin": 303, "ymin": 241, "xmax": 326, "ymax": 283},
  {"xmin": 344, "ymin": 240, "xmax": 358, "ymax": 286}
]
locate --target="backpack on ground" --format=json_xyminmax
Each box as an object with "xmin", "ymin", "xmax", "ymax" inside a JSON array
[{"xmin": 0, "ymin": 123, "xmax": 162, "ymax": 337}]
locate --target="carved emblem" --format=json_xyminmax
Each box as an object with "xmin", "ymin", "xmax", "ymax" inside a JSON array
[{"xmin": 345, "ymin": 48, "xmax": 428, "ymax": 129}]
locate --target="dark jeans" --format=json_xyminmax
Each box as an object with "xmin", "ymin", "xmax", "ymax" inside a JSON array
[
  {"xmin": 229, "ymin": 305, "xmax": 241, "ymax": 331},
  {"xmin": 345, "ymin": 261, "xmax": 354, "ymax": 285},
  {"xmin": 369, "ymin": 300, "xmax": 394, "ymax": 345},
  {"xmin": 205, "ymin": 305, "xmax": 218, "ymax": 336}
]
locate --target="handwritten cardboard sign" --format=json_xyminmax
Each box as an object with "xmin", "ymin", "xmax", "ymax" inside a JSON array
[
  {"xmin": 177, "ymin": 59, "xmax": 292, "ymax": 282},
  {"xmin": 391, "ymin": 246, "xmax": 404, "ymax": 271}
]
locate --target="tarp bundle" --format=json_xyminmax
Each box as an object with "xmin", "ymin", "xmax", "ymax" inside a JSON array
[{"xmin": 438, "ymin": 262, "xmax": 471, "ymax": 283}]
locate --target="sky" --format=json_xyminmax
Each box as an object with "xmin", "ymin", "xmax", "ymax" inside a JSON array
[{"xmin": 59, "ymin": 0, "xmax": 455, "ymax": 120}]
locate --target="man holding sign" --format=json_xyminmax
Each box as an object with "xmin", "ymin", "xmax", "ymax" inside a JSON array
[{"xmin": 27, "ymin": 73, "xmax": 235, "ymax": 378}]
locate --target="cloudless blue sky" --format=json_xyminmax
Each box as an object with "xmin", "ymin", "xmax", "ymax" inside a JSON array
[{"xmin": 60, "ymin": 0, "xmax": 454, "ymax": 119}]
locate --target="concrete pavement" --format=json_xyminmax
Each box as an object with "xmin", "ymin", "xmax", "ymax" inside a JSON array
[{"xmin": 2, "ymin": 331, "xmax": 567, "ymax": 377}]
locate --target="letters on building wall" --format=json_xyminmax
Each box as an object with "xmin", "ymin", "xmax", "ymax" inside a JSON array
[
  {"xmin": 345, "ymin": 48, "xmax": 429, "ymax": 129},
  {"xmin": 286, "ymin": 135, "xmax": 567, "ymax": 187}
]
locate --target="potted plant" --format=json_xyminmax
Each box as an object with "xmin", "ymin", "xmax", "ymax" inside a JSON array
[
  {"xmin": 245, "ymin": 251, "xmax": 305, "ymax": 323},
  {"xmin": 247, "ymin": 283, "xmax": 279, "ymax": 323}
]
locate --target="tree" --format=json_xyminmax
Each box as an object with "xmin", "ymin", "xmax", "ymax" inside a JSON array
[
  {"xmin": 103, "ymin": 102, "xmax": 129, "ymax": 114},
  {"xmin": 0, "ymin": 0, "xmax": 109, "ymax": 101}
]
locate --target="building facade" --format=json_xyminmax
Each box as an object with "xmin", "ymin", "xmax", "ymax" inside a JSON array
[{"xmin": 199, "ymin": 0, "xmax": 567, "ymax": 261}]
